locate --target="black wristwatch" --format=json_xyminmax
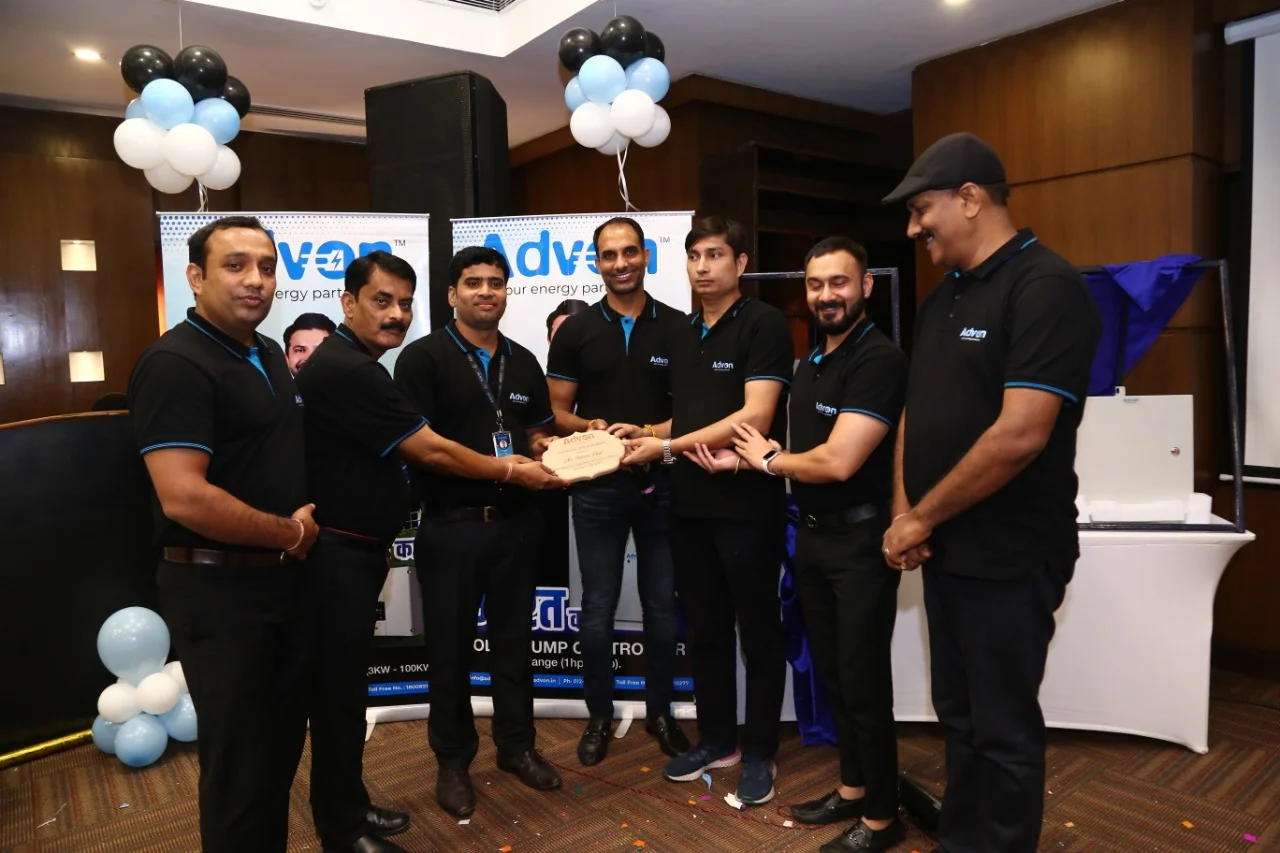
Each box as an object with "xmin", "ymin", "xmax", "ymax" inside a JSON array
[{"xmin": 761, "ymin": 449, "xmax": 782, "ymax": 475}]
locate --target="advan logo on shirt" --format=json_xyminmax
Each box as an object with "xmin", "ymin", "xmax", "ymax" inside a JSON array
[
  {"xmin": 650, "ymin": 356, "xmax": 669, "ymax": 367},
  {"xmin": 509, "ymin": 392, "xmax": 531, "ymax": 404},
  {"xmin": 816, "ymin": 402, "xmax": 838, "ymax": 416},
  {"xmin": 959, "ymin": 327, "xmax": 988, "ymax": 341},
  {"xmin": 712, "ymin": 360, "xmax": 734, "ymax": 372}
]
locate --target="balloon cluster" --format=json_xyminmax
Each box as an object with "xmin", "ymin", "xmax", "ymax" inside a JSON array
[
  {"xmin": 91, "ymin": 607, "xmax": 198, "ymax": 768},
  {"xmin": 112, "ymin": 44, "xmax": 251, "ymax": 194},
  {"xmin": 559, "ymin": 16, "xmax": 671, "ymax": 155}
]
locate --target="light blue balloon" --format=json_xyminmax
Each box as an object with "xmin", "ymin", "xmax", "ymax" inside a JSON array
[
  {"xmin": 626, "ymin": 58, "xmax": 671, "ymax": 103},
  {"xmin": 578, "ymin": 55, "xmax": 626, "ymax": 104},
  {"xmin": 125, "ymin": 98, "xmax": 148, "ymax": 120},
  {"xmin": 193, "ymin": 97, "xmax": 241, "ymax": 145},
  {"xmin": 114, "ymin": 714, "xmax": 168, "ymax": 767},
  {"xmin": 91, "ymin": 715, "xmax": 122, "ymax": 755},
  {"xmin": 140, "ymin": 79, "xmax": 194, "ymax": 130},
  {"xmin": 565, "ymin": 77, "xmax": 587, "ymax": 112},
  {"xmin": 158, "ymin": 693, "xmax": 198, "ymax": 742},
  {"xmin": 97, "ymin": 607, "xmax": 170, "ymax": 686}
]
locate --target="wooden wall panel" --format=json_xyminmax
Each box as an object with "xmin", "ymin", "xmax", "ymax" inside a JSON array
[
  {"xmin": 0, "ymin": 105, "xmax": 369, "ymax": 426},
  {"xmin": 1213, "ymin": 485, "xmax": 1280, "ymax": 657},
  {"xmin": 914, "ymin": 0, "xmax": 1198, "ymax": 184}
]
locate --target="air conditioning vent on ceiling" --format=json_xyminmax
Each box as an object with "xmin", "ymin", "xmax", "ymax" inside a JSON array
[{"xmin": 431, "ymin": 0, "xmax": 523, "ymax": 11}]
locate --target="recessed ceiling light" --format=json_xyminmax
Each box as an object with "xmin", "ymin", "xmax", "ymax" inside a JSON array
[
  {"xmin": 943, "ymin": 0, "xmax": 968, "ymax": 6},
  {"xmin": 73, "ymin": 48, "xmax": 102, "ymax": 61}
]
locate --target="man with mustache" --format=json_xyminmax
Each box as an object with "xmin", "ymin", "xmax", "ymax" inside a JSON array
[
  {"xmin": 545, "ymin": 217, "xmax": 689, "ymax": 766},
  {"xmin": 733, "ymin": 237, "xmax": 908, "ymax": 852},
  {"xmin": 395, "ymin": 246, "xmax": 568, "ymax": 819},
  {"xmin": 284, "ymin": 312, "xmax": 336, "ymax": 375},
  {"xmin": 881, "ymin": 133, "xmax": 1101, "ymax": 853},
  {"xmin": 128, "ymin": 215, "xmax": 318, "ymax": 852}
]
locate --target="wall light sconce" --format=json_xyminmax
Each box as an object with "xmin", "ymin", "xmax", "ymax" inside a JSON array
[
  {"xmin": 61, "ymin": 240, "xmax": 97, "ymax": 271},
  {"xmin": 69, "ymin": 351, "xmax": 105, "ymax": 383},
  {"xmin": 0, "ymin": 353, "xmax": 6, "ymax": 385}
]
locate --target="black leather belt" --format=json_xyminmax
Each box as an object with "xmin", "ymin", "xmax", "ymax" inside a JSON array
[
  {"xmin": 162, "ymin": 547, "xmax": 284, "ymax": 567},
  {"xmin": 800, "ymin": 503, "xmax": 879, "ymax": 531},
  {"xmin": 425, "ymin": 505, "xmax": 514, "ymax": 523},
  {"xmin": 317, "ymin": 528, "xmax": 391, "ymax": 551}
]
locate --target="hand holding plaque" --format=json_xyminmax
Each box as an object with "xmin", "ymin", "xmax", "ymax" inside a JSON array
[{"xmin": 541, "ymin": 430, "xmax": 626, "ymax": 483}]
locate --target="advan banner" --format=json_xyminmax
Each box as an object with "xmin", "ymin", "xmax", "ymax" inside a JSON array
[{"xmin": 157, "ymin": 212, "xmax": 432, "ymax": 374}]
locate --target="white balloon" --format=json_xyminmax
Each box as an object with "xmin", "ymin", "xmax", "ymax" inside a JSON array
[
  {"xmin": 162, "ymin": 123, "xmax": 218, "ymax": 177},
  {"xmin": 569, "ymin": 102, "xmax": 615, "ymax": 150},
  {"xmin": 113, "ymin": 118, "xmax": 167, "ymax": 170},
  {"xmin": 163, "ymin": 661, "xmax": 188, "ymax": 694},
  {"xmin": 145, "ymin": 162, "xmax": 194, "ymax": 194},
  {"xmin": 610, "ymin": 89, "xmax": 657, "ymax": 139},
  {"xmin": 597, "ymin": 132, "xmax": 630, "ymax": 156},
  {"xmin": 634, "ymin": 105, "xmax": 671, "ymax": 148},
  {"xmin": 136, "ymin": 672, "xmax": 181, "ymax": 715},
  {"xmin": 198, "ymin": 146, "xmax": 241, "ymax": 190},
  {"xmin": 98, "ymin": 683, "xmax": 140, "ymax": 724}
]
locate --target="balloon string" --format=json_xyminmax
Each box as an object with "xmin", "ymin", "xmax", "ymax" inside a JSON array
[
  {"xmin": 197, "ymin": 182, "xmax": 208, "ymax": 212},
  {"xmin": 616, "ymin": 146, "xmax": 638, "ymax": 212},
  {"xmin": 178, "ymin": 0, "xmax": 184, "ymax": 50}
]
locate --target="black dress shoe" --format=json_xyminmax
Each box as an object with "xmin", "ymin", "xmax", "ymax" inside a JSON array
[
  {"xmin": 324, "ymin": 833, "xmax": 408, "ymax": 853},
  {"xmin": 366, "ymin": 804, "xmax": 410, "ymax": 837},
  {"xmin": 497, "ymin": 749, "xmax": 562, "ymax": 790},
  {"xmin": 578, "ymin": 717, "xmax": 612, "ymax": 766},
  {"xmin": 791, "ymin": 789, "xmax": 864, "ymax": 825},
  {"xmin": 644, "ymin": 715, "xmax": 691, "ymax": 758},
  {"xmin": 819, "ymin": 818, "xmax": 907, "ymax": 853},
  {"xmin": 436, "ymin": 766, "xmax": 475, "ymax": 817}
]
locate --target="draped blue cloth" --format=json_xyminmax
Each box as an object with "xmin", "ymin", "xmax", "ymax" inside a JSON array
[
  {"xmin": 1083, "ymin": 255, "xmax": 1204, "ymax": 396},
  {"xmin": 780, "ymin": 497, "xmax": 838, "ymax": 745}
]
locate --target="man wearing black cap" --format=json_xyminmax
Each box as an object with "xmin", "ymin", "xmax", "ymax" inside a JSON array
[{"xmin": 881, "ymin": 132, "xmax": 1101, "ymax": 853}]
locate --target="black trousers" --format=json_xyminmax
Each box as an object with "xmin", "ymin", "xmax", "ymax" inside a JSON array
[
  {"xmin": 156, "ymin": 559, "xmax": 310, "ymax": 853},
  {"xmin": 669, "ymin": 515, "xmax": 787, "ymax": 759},
  {"xmin": 416, "ymin": 505, "xmax": 542, "ymax": 768},
  {"xmin": 923, "ymin": 560, "xmax": 1070, "ymax": 853},
  {"xmin": 305, "ymin": 538, "xmax": 391, "ymax": 848},
  {"xmin": 794, "ymin": 518, "xmax": 900, "ymax": 820}
]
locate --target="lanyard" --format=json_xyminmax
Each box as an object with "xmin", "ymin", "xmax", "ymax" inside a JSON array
[{"xmin": 465, "ymin": 350, "xmax": 506, "ymax": 431}]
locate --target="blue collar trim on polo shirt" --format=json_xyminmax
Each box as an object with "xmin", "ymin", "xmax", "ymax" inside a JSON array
[
  {"xmin": 184, "ymin": 312, "xmax": 275, "ymax": 395},
  {"xmin": 446, "ymin": 321, "xmax": 512, "ymax": 356}
]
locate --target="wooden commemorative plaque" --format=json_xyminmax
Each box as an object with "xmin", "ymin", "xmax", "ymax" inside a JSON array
[{"xmin": 541, "ymin": 430, "xmax": 625, "ymax": 483}]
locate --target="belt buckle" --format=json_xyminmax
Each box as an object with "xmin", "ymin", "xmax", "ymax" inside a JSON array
[
  {"xmin": 482, "ymin": 506, "xmax": 499, "ymax": 523},
  {"xmin": 803, "ymin": 514, "xmax": 818, "ymax": 529}
]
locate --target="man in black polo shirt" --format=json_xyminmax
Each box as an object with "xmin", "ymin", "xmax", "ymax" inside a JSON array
[
  {"xmin": 734, "ymin": 236, "xmax": 907, "ymax": 852},
  {"xmin": 128, "ymin": 215, "xmax": 319, "ymax": 853},
  {"xmin": 545, "ymin": 216, "xmax": 690, "ymax": 767},
  {"xmin": 881, "ymin": 133, "xmax": 1101, "ymax": 853},
  {"xmin": 394, "ymin": 246, "xmax": 567, "ymax": 819},
  {"xmin": 296, "ymin": 251, "xmax": 560, "ymax": 852},
  {"xmin": 621, "ymin": 216, "xmax": 792, "ymax": 807}
]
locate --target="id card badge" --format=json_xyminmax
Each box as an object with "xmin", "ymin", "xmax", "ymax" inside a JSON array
[{"xmin": 492, "ymin": 431, "xmax": 514, "ymax": 458}]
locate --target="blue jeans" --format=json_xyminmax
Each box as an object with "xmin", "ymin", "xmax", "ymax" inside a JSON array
[{"xmin": 572, "ymin": 470, "xmax": 678, "ymax": 720}]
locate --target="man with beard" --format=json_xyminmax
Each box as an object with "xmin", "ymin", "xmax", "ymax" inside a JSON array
[
  {"xmin": 545, "ymin": 217, "xmax": 689, "ymax": 766},
  {"xmin": 733, "ymin": 237, "xmax": 907, "ymax": 852},
  {"xmin": 621, "ymin": 216, "xmax": 792, "ymax": 808},
  {"xmin": 296, "ymin": 251, "xmax": 559, "ymax": 852},
  {"xmin": 128, "ymin": 215, "xmax": 318, "ymax": 852},
  {"xmin": 284, "ymin": 312, "xmax": 336, "ymax": 375},
  {"xmin": 395, "ymin": 246, "xmax": 568, "ymax": 820},
  {"xmin": 882, "ymin": 133, "xmax": 1101, "ymax": 853}
]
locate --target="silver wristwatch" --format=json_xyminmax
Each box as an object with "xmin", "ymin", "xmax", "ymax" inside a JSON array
[{"xmin": 661, "ymin": 438, "xmax": 675, "ymax": 465}]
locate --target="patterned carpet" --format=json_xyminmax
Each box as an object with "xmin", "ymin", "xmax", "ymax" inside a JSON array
[{"xmin": 4, "ymin": 671, "xmax": 1280, "ymax": 852}]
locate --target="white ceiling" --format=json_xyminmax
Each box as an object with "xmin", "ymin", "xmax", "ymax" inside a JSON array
[{"xmin": 0, "ymin": 0, "xmax": 1121, "ymax": 146}]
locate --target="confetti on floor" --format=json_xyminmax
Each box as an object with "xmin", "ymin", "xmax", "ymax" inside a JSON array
[
  {"xmin": 783, "ymin": 820, "xmax": 794, "ymax": 828},
  {"xmin": 1065, "ymin": 822, "xmax": 1075, "ymax": 828},
  {"xmin": 499, "ymin": 847, "xmax": 512, "ymax": 852},
  {"xmin": 633, "ymin": 842, "xmax": 645, "ymax": 848},
  {"xmin": 699, "ymin": 795, "xmax": 712, "ymax": 801},
  {"xmin": 1245, "ymin": 833, "xmax": 1258, "ymax": 843},
  {"xmin": 458, "ymin": 819, "xmax": 471, "ymax": 826},
  {"xmin": 701, "ymin": 772, "xmax": 712, "ymax": 790},
  {"xmin": 1182, "ymin": 821, "xmax": 1195, "ymax": 829},
  {"xmin": 640, "ymin": 767, "xmax": 650, "ymax": 773},
  {"xmin": 573, "ymin": 786, "xmax": 584, "ymax": 794},
  {"xmin": 723, "ymin": 792, "xmax": 746, "ymax": 810},
  {"xmin": 620, "ymin": 823, "xmax": 629, "ymax": 828}
]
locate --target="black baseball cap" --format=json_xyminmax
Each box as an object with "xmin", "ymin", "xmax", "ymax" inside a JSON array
[{"xmin": 882, "ymin": 132, "xmax": 1007, "ymax": 206}]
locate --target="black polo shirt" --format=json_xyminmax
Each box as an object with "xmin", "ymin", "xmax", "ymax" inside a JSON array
[
  {"xmin": 670, "ymin": 296, "xmax": 793, "ymax": 520},
  {"xmin": 790, "ymin": 319, "xmax": 908, "ymax": 515},
  {"xmin": 546, "ymin": 293, "xmax": 685, "ymax": 426},
  {"xmin": 127, "ymin": 308, "xmax": 306, "ymax": 549},
  {"xmin": 294, "ymin": 326, "xmax": 427, "ymax": 541},
  {"xmin": 904, "ymin": 229, "xmax": 1101, "ymax": 579},
  {"xmin": 394, "ymin": 320, "xmax": 555, "ymax": 510}
]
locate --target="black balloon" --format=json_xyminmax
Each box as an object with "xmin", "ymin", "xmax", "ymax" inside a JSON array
[
  {"xmin": 643, "ymin": 32, "xmax": 665, "ymax": 62},
  {"xmin": 558, "ymin": 27, "xmax": 601, "ymax": 73},
  {"xmin": 220, "ymin": 75, "xmax": 251, "ymax": 118},
  {"xmin": 173, "ymin": 45, "xmax": 228, "ymax": 102},
  {"xmin": 600, "ymin": 15, "xmax": 647, "ymax": 68},
  {"xmin": 120, "ymin": 45, "xmax": 173, "ymax": 94}
]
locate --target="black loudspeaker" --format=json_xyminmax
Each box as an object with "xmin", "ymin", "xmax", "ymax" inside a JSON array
[{"xmin": 365, "ymin": 71, "xmax": 511, "ymax": 330}]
